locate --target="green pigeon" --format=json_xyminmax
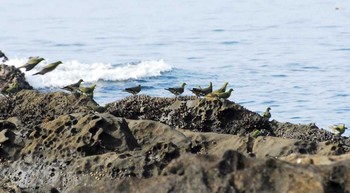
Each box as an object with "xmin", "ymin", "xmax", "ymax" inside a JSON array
[
  {"xmin": 217, "ymin": 88, "xmax": 234, "ymax": 99},
  {"xmin": 0, "ymin": 50, "xmax": 8, "ymax": 62},
  {"xmin": 190, "ymin": 82, "xmax": 213, "ymax": 97},
  {"xmin": 79, "ymin": 84, "xmax": 96, "ymax": 97},
  {"xmin": 252, "ymin": 130, "xmax": 260, "ymax": 138},
  {"xmin": 201, "ymin": 82, "xmax": 213, "ymax": 95},
  {"xmin": 124, "ymin": 85, "xmax": 141, "ymax": 95},
  {"xmin": 329, "ymin": 124, "xmax": 347, "ymax": 136},
  {"xmin": 189, "ymin": 87, "xmax": 202, "ymax": 97},
  {"xmin": 19, "ymin": 57, "xmax": 45, "ymax": 71},
  {"xmin": 33, "ymin": 61, "xmax": 62, "ymax": 75},
  {"xmin": 2, "ymin": 82, "xmax": 19, "ymax": 94},
  {"xmin": 86, "ymin": 105, "xmax": 105, "ymax": 113},
  {"xmin": 212, "ymin": 82, "xmax": 228, "ymax": 94},
  {"xmin": 61, "ymin": 79, "xmax": 84, "ymax": 92},
  {"xmin": 165, "ymin": 83, "xmax": 186, "ymax": 96},
  {"xmin": 263, "ymin": 107, "xmax": 271, "ymax": 119}
]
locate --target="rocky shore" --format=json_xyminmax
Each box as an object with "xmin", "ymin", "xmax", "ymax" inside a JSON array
[{"xmin": 1, "ymin": 64, "xmax": 350, "ymax": 192}]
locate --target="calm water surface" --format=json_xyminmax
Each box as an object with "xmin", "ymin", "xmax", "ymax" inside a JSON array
[{"xmin": 1, "ymin": 0, "xmax": 350, "ymax": 133}]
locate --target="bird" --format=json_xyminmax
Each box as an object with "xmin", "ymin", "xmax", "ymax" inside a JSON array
[
  {"xmin": 124, "ymin": 85, "xmax": 141, "ymax": 95},
  {"xmin": 252, "ymin": 130, "xmax": 260, "ymax": 138},
  {"xmin": 329, "ymin": 124, "xmax": 347, "ymax": 136},
  {"xmin": 86, "ymin": 105, "xmax": 105, "ymax": 113},
  {"xmin": 189, "ymin": 87, "xmax": 202, "ymax": 97},
  {"xmin": 263, "ymin": 107, "xmax": 271, "ymax": 119},
  {"xmin": 0, "ymin": 50, "xmax": 8, "ymax": 62},
  {"xmin": 2, "ymin": 82, "xmax": 19, "ymax": 95},
  {"xmin": 190, "ymin": 82, "xmax": 212, "ymax": 97},
  {"xmin": 217, "ymin": 88, "xmax": 234, "ymax": 99},
  {"xmin": 212, "ymin": 82, "xmax": 228, "ymax": 94},
  {"xmin": 18, "ymin": 57, "xmax": 45, "ymax": 71},
  {"xmin": 165, "ymin": 83, "xmax": 186, "ymax": 96},
  {"xmin": 33, "ymin": 61, "xmax": 62, "ymax": 75},
  {"xmin": 200, "ymin": 82, "xmax": 213, "ymax": 95},
  {"xmin": 61, "ymin": 79, "xmax": 84, "ymax": 92},
  {"xmin": 79, "ymin": 84, "xmax": 96, "ymax": 97}
]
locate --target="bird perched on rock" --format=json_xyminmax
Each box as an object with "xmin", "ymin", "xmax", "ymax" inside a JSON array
[
  {"xmin": 212, "ymin": 82, "xmax": 228, "ymax": 94},
  {"xmin": 79, "ymin": 84, "xmax": 96, "ymax": 98},
  {"xmin": 0, "ymin": 50, "xmax": 8, "ymax": 62},
  {"xmin": 189, "ymin": 87, "xmax": 202, "ymax": 97},
  {"xmin": 124, "ymin": 85, "xmax": 141, "ymax": 95},
  {"xmin": 33, "ymin": 61, "xmax": 62, "ymax": 75},
  {"xmin": 165, "ymin": 83, "xmax": 186, "ymax": 97},
  {"xmin": 217, "ymin": 88, "xmax": 234, "ymax": 99},
  {"xmin": 19, "ymin": 57, "xmax": 45, "ymax": 71},
  {"xmin": 329, "ymin": 124, "xmax": 347, "ymax": 136},
  {"xmin": 61, "ymin": 79, "xmax": 84, "ymax": 92},
  {"xmin": 263, "ymin": 107, "xmax": 271, "ymax": 120},
  {"xmin": 86, "ymin": 105, "xmax": 105, "ymax": 113},
  {"xmin": 1, "ymin": 82, "xmax": 19, "ymax": 95},
  {"xmin": 190, "ymin": 82, "xmax": 212, "ymax": 97},
  {"xmin": 201, "ymin": 82, "xmax": 213, "ymax": 95}
]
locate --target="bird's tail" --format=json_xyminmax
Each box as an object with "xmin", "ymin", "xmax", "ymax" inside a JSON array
[
  {"xmin": 18, "ymin": 65, "xmax": 25, "ymax": 69},
  {"xmin": 32, "ymin": 72, "xmax": 41, "ymax": 76}
]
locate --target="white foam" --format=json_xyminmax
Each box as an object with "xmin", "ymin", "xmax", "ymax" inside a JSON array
[{"xmin": 5, "ymin": 59, "xmax": 172, "ymax": 88}]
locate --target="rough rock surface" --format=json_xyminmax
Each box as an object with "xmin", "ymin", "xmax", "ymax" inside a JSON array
[
  {"xmin": 106, "ymin": 95, "xmax": 350, "ymax": 145},
  {"xmin": 0, "ymin": 64, "xmax": 32, "ymax": 92},
  {"xmin": 1, "ymin": 64, "xmax": 350, "ymax": 192},
  {"xmin": 0, "ymin": 90, "xmax": 100, "ymax": 129},
  {"xmin": 106, "ymin": 95, "xmax": 272, "ymax": 135}
]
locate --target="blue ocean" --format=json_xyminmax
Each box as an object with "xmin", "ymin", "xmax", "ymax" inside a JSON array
[{"xmin": 1, "ymin": 0, "xmax": 350, "ymax": 133}]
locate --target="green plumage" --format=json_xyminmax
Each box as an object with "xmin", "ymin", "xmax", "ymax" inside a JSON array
[
  {"xmin": 329, "ymin": 124, "xmax": 347, "ymax": 136},
  {"xmin": 190, "ymin": 82, "xmax": 212, "ymax": 97},
  {"xmin": 33, "ymin": 61, "xmax": 62, "ymax": 75},
  {"xmin": 2, "ymin": 82, "xmax": 19, "ymax": 94},
  {"xmin": 165, "ymin": 83, "xmax": 186, "ymax": 96},
  {"xmin": 263, "ymin": 107, "xmax": 271, "ymax": 119},
  {"xmin": 62, "ymin": 79, "xmax": 84, "ymax": 92},
  {"xmin": 79, "ymin": 84, "xmax": 96, "ymax": 97},
  {"xmin": 212, "ymin": 82, "xmax": 228, "ymax": 94},
  {"xmin": 124, "ymin": 85, "xmax": 141, "ymax": 95},
  {"xmin": 79, "ymin": 84, "xmax": 96, "ymax": 93},
  {"xmin": 217, "ymin": 88, "xmax": 233, "ymax": 99},
  {"xmin": 19, "ymin": 57, "xmax": 45, "ymax": 71}
]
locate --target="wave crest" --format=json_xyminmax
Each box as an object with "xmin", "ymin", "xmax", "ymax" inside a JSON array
[{"xmin": 5, "ymin": 59, "xmax": 172, "ymax": 88}]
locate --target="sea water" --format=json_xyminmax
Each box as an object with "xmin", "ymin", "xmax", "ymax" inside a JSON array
[{"xmin": 1, "ymin": 0, "xmax": 350, "ymax": 134}]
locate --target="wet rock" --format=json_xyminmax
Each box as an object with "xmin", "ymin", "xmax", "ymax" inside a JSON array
[
  {"xmin": 0, "ymin": 64, "xmax": 32, "ymax": 93},
  {"xmin": 1, "ymin": 71, "xmax": 350, "ymax": 192},
  {"xmin": 0, "ymin": 120, "xmax": 25, "ymax": 160},
  {"xmin": 106, "ymin": 95, "xmax": 350, "ymax": 146},
  {"xmin": 106, "ymin": 95, "xmax": 271, "ymax": 135},
  {"xmin": 67, "ymin": 150, "xmax": 328, "ymax": 193},
  {"xmin": 0, "ymin": 90, "xmax": 99, "ymax": 128}
]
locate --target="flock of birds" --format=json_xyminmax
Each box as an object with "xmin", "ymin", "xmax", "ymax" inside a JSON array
[{"xmin": 0, "ymin": 54, "xmax": 348, "ymax": 136}]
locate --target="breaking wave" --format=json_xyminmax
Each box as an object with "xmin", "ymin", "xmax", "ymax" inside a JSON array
[{"xmin": 5, "ymin": 59, "xmax": 172, "ymax": 88}]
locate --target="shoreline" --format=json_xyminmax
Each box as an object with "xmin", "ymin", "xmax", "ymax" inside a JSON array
[{"xmin": 1, "ymin": 63, "xmax": 350, "ymax": 192}]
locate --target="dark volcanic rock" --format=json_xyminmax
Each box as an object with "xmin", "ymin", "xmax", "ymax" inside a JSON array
[
  {"xmin": 0, "ymin": 64, "xmax": 32, "ymax": 92},
  {"xmin": 0, "ymin": 109, "xmax": 350, "ymax": 192},
  {"xmin": 66, "ymin": 150, "xmax": 350, "ymax": 193},
  {"xmin": 2, "ymin": 66, "xmax": 350, "ymax": 192},
  {"xmin": 0, "ymin": 90, "xmax": 99, "ymax": 128},
  {"xmin": 106, "ymin": 95, "xmax": 350, "ymax": 145},
  {"xmin": 106, "ymin": 95, "xmax": 272, "ymax": 135}
]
